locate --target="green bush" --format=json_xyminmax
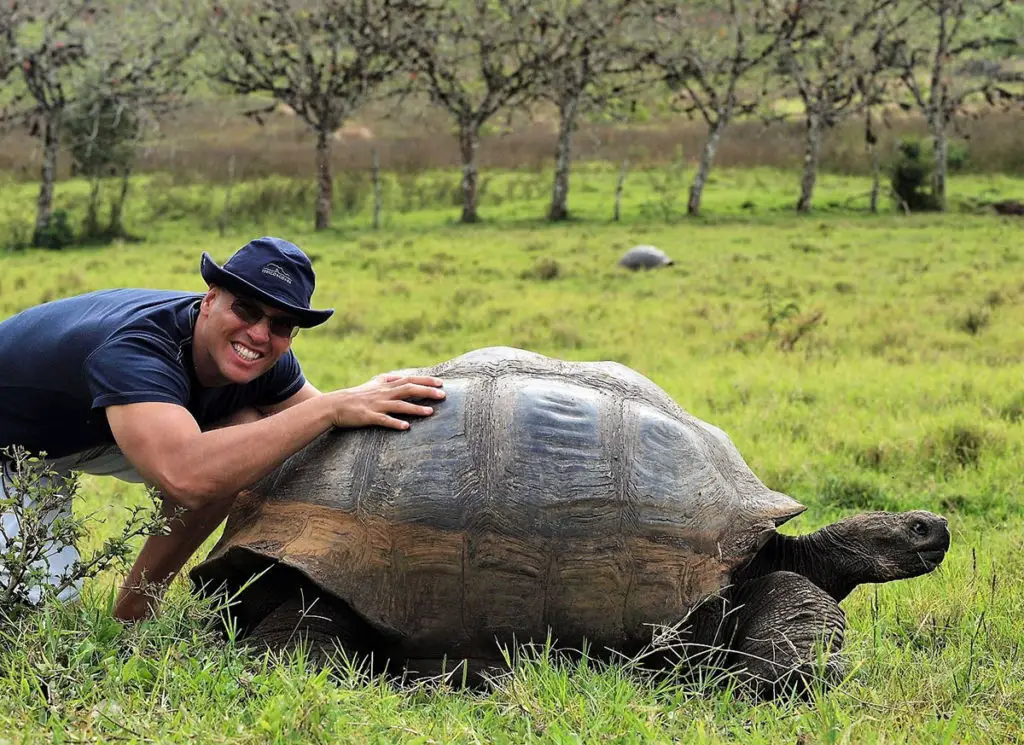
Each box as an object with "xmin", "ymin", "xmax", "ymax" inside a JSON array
[
  {"xmin": 0, "ymin": 446, "xmax": 170, "ymax": 619},
  {"xmin": 947, "ymin": 141, "xmax": 969, "ymax": 172},
  {"xmin": 63, "ymin": 96, "xmax": 140, "ymax": 179},
  {"xmin": 921, "ymin": 423, "xmax": 996, "ymax": 473},
  {"xmin": 890, "ymin": 139, "xmax": 941, "ymax": 213},
  {"xmin": 34, "ymin": 210, "xmax": 75, "ymax": 250},
  {"xmin": 521, "ymin": 258, "xmax": 561, "ymax": 281},
  {"xmin": 952, "ymin": 308, "xmax": 991, "ymax": 335}
]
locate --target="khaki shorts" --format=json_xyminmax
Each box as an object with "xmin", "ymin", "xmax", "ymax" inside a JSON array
[{"xmin": 1, "ymin": 446, "xmax": 144, "ymax": 604}]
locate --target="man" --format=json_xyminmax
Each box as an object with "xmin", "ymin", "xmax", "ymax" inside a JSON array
[{"xmin": 0, "ymin": 236, "xmax": 445, "ymax": 621}]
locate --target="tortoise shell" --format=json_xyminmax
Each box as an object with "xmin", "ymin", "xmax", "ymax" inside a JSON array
[{"xmin": 191, "ymin": 347, "xmax": 804, "ymax": 658}]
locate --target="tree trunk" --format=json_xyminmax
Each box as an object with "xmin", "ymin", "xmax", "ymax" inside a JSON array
[
  {"xmin": 687, "ymin": 116, "xmax": 727, "ymax": 216},
  {"xmin": 796, "ymin": 113, "xmax": 823, "ymax": 214},
  {"xmin": 929, "ymin": 3, "xmax": 950, "ymax": 214},
  {"xmin": 371, "ymin": 148, "xmax": 381, "ymax": 230},
  {"xmin": 865, "ymin": 108, "xmax": 880, "ymax": 214},
  {"xmin": 932, "ymin": 120, "xmax": 948, "ymax": 212},
  {"xmin": 85, "ymin": 180, "xmax": 102, "ymax": 238},
  {"xmin": 32, "ymin": 114, "xmax": 61, "ymax": 246},
  {"xmin": 869, "ymin": 141, "xmax": 880, "ymax": 214},
  {"xmin": 548, "ymin": 96, "xmax": 579, "ymax": 222},
  {"xmin": 614, "ymin": 159, "xmax": 629, "ymax": 222},
  {"xmin": 315, "ymin": 126, "xmax": 333, "ymax": 231},
  {"xmin": 458, "ymin": 123, "xmax": 480, "ymax": 224},
  {"xmin": 109, "ymin": 165, "xmax": 132, "ymax": 236}
]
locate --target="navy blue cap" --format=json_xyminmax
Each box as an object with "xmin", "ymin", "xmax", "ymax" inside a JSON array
[{"xmin": 200, "ymin": 237, "xmax": 334, "ymax": 328}]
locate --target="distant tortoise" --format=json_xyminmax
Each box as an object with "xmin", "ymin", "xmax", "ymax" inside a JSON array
[
  {"xmin": 618, "ymin": 244, "xmax": 674, "ymax": 270},
  {"xmin": 191, "ymin": 347, "xmax": 949, "ymax": 695}
]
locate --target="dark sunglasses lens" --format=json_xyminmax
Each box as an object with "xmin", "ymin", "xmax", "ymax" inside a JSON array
[
  {"xmin": 231, "ymin": 299, "xmax": 262, "ymax": 324},
  {"xmin": 231, "ymin": 299, "xmax": 297, "ymax": 338},
  {"xmin": 269, "ymin": 318, "xmax": 299, "ymax": 338}
]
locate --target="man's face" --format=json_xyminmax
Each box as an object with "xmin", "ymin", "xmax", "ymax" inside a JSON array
[{"xmin": 195, "ymin": 287, "xmax": 299, "ymax": 386}]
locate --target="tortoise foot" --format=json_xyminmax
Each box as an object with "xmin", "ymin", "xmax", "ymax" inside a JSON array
[
  {"xmin": 245, "ymin": 590, "xmax": 376, "ymax": 670},
  {"xmin": 727, "ymin": 571, "xmax": 846, "ymax": 699}
]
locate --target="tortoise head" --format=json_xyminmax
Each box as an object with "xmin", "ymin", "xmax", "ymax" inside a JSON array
[{"xmin": 820, "ymin": 510, "xmax": 951, "ymax": 586}]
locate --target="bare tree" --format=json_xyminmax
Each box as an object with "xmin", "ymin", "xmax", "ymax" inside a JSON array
[
  {"xmin": 1, "ymin": 1, "xmax": 201, "ymax": 246},
  {"xmin": 886, "ymin": 0, "xmax": 1020, "ymax": 211},
  {"xmin": 651, "ymin": 0, "xmax": 802, "ymax": 216},
  {"xmin": 782, "ymin": 0, "xmax": 907, "ymax": 213},
  {"xmin": 1, "ymin": 1, "xmax": 91, "ymax": 245},
  {"xmin": 72, "ymin": 3, "xmax": 202, "ymax": 239},
  {"xmin": 539, "ymin": 0, "xmax": 650, "ymax": 222},
  {"xmin": 408, "ymin": 0, "xmax": 561, "ymax": 224},
  {"xmin": 210, "ymin": 0, "xmax": 425, "ymax": 231}
]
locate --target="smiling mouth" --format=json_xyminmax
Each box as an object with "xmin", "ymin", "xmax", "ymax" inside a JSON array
[{"xmin": 232, "ymin": 342, "xmax": 264, "ymax": 363}]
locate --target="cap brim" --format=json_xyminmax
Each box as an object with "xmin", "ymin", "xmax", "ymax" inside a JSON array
[{"xmin": 200, "ymin": 253, "xmax": 334, "ymax": 328}]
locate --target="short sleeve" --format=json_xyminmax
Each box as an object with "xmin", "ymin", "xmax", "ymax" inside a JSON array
[
  {"xmin": 84, "ymin": 333, "xmax": 190, "ymax": 410},
  {"xmin": 256, "ymin": 349, "xmax": 306, "ymax": 406}
]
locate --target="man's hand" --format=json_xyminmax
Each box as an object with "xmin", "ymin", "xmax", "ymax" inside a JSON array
[{"xmin": 327, "ymin": 375, "xmax": 445, "ymax": 430}]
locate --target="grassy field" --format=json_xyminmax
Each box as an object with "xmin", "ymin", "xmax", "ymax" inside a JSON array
[{"xmin": 1, "ymin": 169, "xmax": 1023, "ymax": 743}]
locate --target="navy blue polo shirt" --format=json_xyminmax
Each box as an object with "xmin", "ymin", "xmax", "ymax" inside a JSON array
[{"xmin": 0, "ymin": 289, "xmax": 306, "ymax": 458}]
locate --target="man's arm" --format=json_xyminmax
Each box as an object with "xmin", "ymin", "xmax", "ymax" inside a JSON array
[
  {"xmin": 114, "ymin": 405, "xmax": 264, "ymax": 621},
  {"xmin": 111, "ymin": 375, "xmax": 443, "ymax": 621},
  {"xmin": 258, "ymin": 380, "xmax": 322, "ymax": 415},
  {"xmin": 114, "ymin": 481, "xmax": 239, "ymax": 622},
  {"xmin": 258, "ymin": 374, "xmax": 412, "ymax": 417},
  {"xmin": 105, "ymin": 375, "xmax": 444, "ymax": 511}
]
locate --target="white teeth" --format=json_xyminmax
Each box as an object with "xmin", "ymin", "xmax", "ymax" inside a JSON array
[{"xmin": 232, "ymin": 343, "xmax": 262, "ymax": 362}]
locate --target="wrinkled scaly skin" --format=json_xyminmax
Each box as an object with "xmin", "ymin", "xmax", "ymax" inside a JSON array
[{"xmin": 672, "ymin": 510, "xmax": 950, "ymax": 698}]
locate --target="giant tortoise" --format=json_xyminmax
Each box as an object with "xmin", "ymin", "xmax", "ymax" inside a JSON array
[
  {"xmin": 618, "ymin": 244, "xmax": 674, "ymax": 270},
  {"xmin": 191, "ymin": 347, "xmax": 950, "ymax": 695}
]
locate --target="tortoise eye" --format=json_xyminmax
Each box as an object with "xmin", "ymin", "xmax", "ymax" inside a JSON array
[{"xmin": 910, "ymin": 520, "xmax": 929, "ymax": 537}]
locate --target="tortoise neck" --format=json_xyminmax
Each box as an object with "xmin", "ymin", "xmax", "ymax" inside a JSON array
[{"xmin": 741, "ymin": 529, "xmax": 857, "ymax": 602}]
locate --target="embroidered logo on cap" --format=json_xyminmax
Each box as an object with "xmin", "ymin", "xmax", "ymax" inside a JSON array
[{"xmin": 261, "ymin": 263, "xmax": 293, "ymax": 284}]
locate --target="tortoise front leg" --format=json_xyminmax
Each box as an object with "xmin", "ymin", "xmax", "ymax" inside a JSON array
[
  {"xmin": 245, "ymin": 591, "xmax": 374, "ymax": 670},
  {"xmin": 726, "ymin": 571, "xmax": 846, "ymax": 698}
]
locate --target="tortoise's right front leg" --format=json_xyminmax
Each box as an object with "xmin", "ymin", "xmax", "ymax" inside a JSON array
[
  {"xmin": 245, "ymin": 591, "xmax": 374, "ymax": 670},
  {"xmin": 726, "ymin": 571, "xmax": 847, "ymax": 698}
]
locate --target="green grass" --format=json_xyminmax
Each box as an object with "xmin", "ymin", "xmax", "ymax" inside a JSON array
[{"xmin": 1, "ymin": 169, "xmax": 1024, "ymax": 742}]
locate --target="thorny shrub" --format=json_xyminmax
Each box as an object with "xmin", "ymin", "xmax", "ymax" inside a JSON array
[{"xmin": 0, "ymin": 446, "xmax": 171, "ymax": 620}]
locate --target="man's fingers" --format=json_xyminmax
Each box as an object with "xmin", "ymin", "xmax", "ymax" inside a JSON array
[
  {"xmin": 376, "ymin": 413, "xmax": 412, "ymax": 430},
  {"xmin": 339, "ymin": 375, "xmax": 445, "ymax": 430},
  {"xmin": 391, "ymin": 382, "xmax": 446, "ymax": 400},
  {"xmin": 389, "ymin": 375, "xmax": 444, "ymax": 389},
  {"xmin": 366, "ymin": 373, "xmax": 441, "ymax": 387},
  {"xmin": 384, "ymin": 400, "xmax": 435, "ymax": 417}
]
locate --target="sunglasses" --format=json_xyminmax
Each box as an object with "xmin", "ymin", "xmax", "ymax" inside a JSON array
[{"xmin": 229, "ymin": 297, "xmax": 301, "ymax": 339}]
